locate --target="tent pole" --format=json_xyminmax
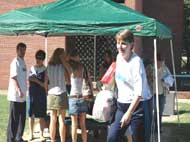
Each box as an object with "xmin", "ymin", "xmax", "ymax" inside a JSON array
[
  {"xmin": 154, "ymin": 39, "xmax": 161, "ymax": 142},
  {"xmin": 45, "ymin": 36, "xmax": 48, "ymax": 66},
  {"xmin": 93, "ymin": 36, "xmax": 97, "ymax": 82},
  {"xmin": 170, "ymin": 39, "xmax": 180, "ymax": 126}
]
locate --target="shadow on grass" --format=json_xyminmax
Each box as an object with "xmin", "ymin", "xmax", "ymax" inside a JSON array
[
  {"xmin": 162, "ymin": 123, "xmax": 190, "ymax": 142},
  {"xmin": 178, "ymin": 110, "xmax": 190, "ymax": 115}
]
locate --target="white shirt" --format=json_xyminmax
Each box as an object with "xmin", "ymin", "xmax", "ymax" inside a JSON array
[
  {"xmin": 7, "ymin": 56, "xmax": 27, "ymax": 102},
  {"xmin": 153, "ymin": 63, "xmax": 170, "ymax": 95},
  {"xmin": 47, "ymin": 64, "xmax": 66, "ymax": 95},
  {"xmin": 70, "ymin": 77, "xmax": 83, "ymax": 96},
  {"xmin": 115, "ymin": 53, "xmax": 151, "ymax": 103},
  {"xmin": 29, "ymin": 65, "xmax": 46, "ymax": 77}
]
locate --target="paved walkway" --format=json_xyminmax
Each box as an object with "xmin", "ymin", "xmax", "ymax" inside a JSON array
[
  {"xmin": 23, "ymin": 122, "xmax": 107, "ymax": 142},
  {"xmin": 23, "ymin": 114, "xmax": 184, "ymax": 142}
]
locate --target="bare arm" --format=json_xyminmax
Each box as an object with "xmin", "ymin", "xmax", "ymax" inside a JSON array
[
  {"xmin": 60, "ymin": 55, "xmax": 71, "ymax": 75},
  {"xmin": 29, "ymin": 76, "xmax": 44, "ymax": 88},
  {"xmin": 64, "ymin": 66, "xmax": 71, "ymax": 85},
  {"xmin": 120, "ymin": 96, "xmax": 141, "ymax": 128},
  {"xmin": 86, "ymin": 69, "xmax": 94, "ymax": 96},
  {"xmin": 12, "ymin": 76, "xmax": 23, "ymax": 98},
  {"xmin": 44, "ymin": 70, "xmax": 48, "ymax": 95},
  {"xmin": 99, "ymin": 65, "xmax": 104, "ymax": 79}
]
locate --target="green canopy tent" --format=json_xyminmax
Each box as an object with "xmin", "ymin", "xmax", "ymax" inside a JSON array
[
  {"xmin": 0, "ymin": 0, "xmax": 171, "ymax": 38},
  {"xmin": 0, "ymin": 0, "xmax": 178, "ymax": 141}
]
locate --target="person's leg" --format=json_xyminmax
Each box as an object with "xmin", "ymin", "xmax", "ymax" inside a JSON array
[
  {"xmin": 125, "ymin": 125, "xmax": 133, "ymax": 142},
  {"xmin": 127, "ymin": 135, "xmax": 133, "ymax": 142},
  {"xmin": 71, "ymin": 114, "xmax": 78, "ymax": 142},
  {"xmin": 79, "ymin": 113, "xmax": 87, "ymax": 142},
  {"xmin": 15, "ymin": 102, "xmax": 26, "ymax": 142},
  {"xmin": 107, "ymin": 108, "xmax": 128, "ymax": 142},
  {"xmin": 7, "ymin": 102, "xmax": 19, "ymax": 142},
  {"xmin": 58, "ymin": 109, "xmax": 66, "ymax": 142},
  {"xmin": 28, "ymin": 117, "xmax": 34, "ymax": 140},
  {"xmin": 49, "ymin": 110, "xmax": 57, "ymax": 142},
  {"xmin": 159, "ymin": 94, "xmax": 166, "ymax": 132},
  {"xmin": 143, "ymin": 98, "xmax": 152, "ymax": 142},
  {"xmin": 153, "ymin": 95, "xmax": 158, "ymax": 132},
  {"xmin": 39, "ymin": 118, "xmax": 46, "ymax": 140},
  {"xmin": 131, "ymin": 102, "xmax": 144, "ymax": 142}
]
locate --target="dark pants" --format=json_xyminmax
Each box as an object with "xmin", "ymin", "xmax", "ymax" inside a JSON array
[
  {"xmin": 143, "ymin": 98, "xmax": 153, "ymax": 142},
  {"xmin": 7, "ymin": 101, "xmax": 26, "ymax": 142},
  {"xmin": 107, "ymin": 101, "xmax": 144, "ymax": 142},
  {"xmin": 66, "ymin": 84, "xmax": 71, "ymax": 95},
  {"xmin": 153, "ymin": 94, "xmax": 166, "ymax": 132}
]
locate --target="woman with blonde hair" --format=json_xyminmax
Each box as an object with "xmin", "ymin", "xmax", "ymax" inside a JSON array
[{"xmin": 47, "ymin": 48, "xmax": 70, "ymax": 142}]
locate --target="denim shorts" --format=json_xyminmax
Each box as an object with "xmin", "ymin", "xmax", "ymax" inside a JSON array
[{"xmin": 69, "ymin": 98, "xmax": 88, "ymax": 115}]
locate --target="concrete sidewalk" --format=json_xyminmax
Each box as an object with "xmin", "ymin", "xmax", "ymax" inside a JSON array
[{"xmin": 23, "ymin": 123, "xmax": 107, "ymax": 142}]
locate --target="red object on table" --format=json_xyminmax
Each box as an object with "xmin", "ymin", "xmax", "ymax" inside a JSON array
[{"xmin": 101, "ymin": 62, "xmax": 116, "ymax": 84}]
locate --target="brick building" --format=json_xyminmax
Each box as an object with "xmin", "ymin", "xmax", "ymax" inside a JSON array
[
  {"xmin": 0, "ymin": 0, "xmax": 65, "ymax": 89},
  {"xmin": 0, "ymin": 0, "xmax": 183, "ymax": 89}
]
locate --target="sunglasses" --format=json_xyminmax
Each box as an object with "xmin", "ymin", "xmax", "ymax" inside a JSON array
[{"xmin": 36, "ymin": 56, "xmax": 44, "ymax": 60}]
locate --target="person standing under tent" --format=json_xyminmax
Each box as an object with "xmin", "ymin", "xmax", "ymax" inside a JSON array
[
  {"xmin": 107, "ymin": 29, "xmax": 151, "ymax": 142},
  {"xmin": 28, "ymin": 50, "xmax": 48, "ymax": 141},
  {"xmin": 7, "ymin": 43, "xmax": 27, "ymax": 142},
  {"xmin": 153, "ymin": 53, "xmax": 172, "ymax": 133},
  {"xmin": 68, "ymin": 48, "xmax": 93, "ymax": 142},
  {"xmin": 143, "ymin": 59, "xmax": 154, "ymax": 142},
  {"xmin": 47, "ymin": 48, "xmax": 69, "ymax": 142},
  {"xmin": 99, "ymin": 49, "xmax": 114, "ymax": 79}
]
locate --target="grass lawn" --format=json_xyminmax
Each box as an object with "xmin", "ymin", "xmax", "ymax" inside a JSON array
[
  {"xmin": 0, "ymin": 91, "xmax": 9, "ymax": 141},
  {"xmin": 0, "ymin": 91, "xmax": 28, "ymax": 141},
  {"xmin": 0, "ymin": 91, "xmax": 190, "ymax": 142},
  {"xmin": 161, "ymin": 100, "xmax": 190, "ymax": 142}
]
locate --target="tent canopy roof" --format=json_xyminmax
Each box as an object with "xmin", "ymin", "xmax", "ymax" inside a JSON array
[{"xmin": 0, "ymin": 0, "xmax": 172, "ymax": 38}]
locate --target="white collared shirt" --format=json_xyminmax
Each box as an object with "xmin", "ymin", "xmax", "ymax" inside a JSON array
[{"xmin": 7, "ymin": 56, "xmax": 27, "ymax": 102}]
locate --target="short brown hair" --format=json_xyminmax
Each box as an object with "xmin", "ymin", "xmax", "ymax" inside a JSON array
[
  {"xmin": 115, "ymin": 29, "xmax": 134, "ymax": 43},
  {"xmin": 16, "ymin": 42, "xmax": 26, "ymax": 50},
  {"xmin": 35, "ymin": 50, "xmax": 46, "ymax": 61}
]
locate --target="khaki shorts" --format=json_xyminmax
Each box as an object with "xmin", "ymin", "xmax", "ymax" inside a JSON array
[{"xmin": 47, "ymin": 92, "xmax": 68, "ymax": 110}]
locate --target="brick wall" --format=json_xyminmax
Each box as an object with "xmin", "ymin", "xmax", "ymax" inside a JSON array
[
  {"xmin": 0, "ymin": 0, "xmax": 54, "ymax": 13},
  {"xmin": 0, "ymin": 0, "xmax": 66, "ymax": 89},
  {"xmin": 142, "ymin": 0, "xmax": 183, "ymax": 75},
  {"xmin": 124, "ymin": 0, "xmax": 144, "ymax": 57}
]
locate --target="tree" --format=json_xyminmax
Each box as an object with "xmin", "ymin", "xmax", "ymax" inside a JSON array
[{"xmin": 182, "ymin": 0, "xmax": 190, "ymax": 73}]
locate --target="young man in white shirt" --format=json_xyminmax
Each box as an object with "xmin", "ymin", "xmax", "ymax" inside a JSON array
[{"xmin": 7, "ymin": 43, "xmax": 27, "ymax": 142}]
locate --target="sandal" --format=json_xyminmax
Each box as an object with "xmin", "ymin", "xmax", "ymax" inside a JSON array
[
  {"xmin": 28, "ymin": 134, "xmax": 34, "ymax": 141},
  {"xmin": 40, "ymin": 136, "xmax": 46, "ymax": 142}
]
